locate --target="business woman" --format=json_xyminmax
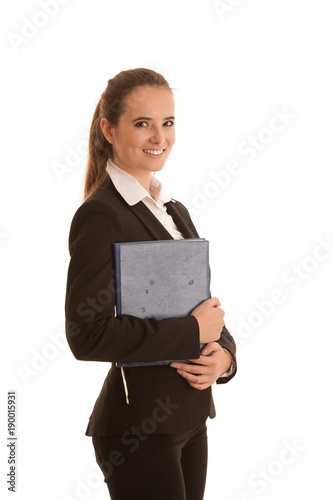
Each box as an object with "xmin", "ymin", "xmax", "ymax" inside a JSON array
[{"xmin": 65, "ymin": 68, "xmax": 237, "ymax": 500}]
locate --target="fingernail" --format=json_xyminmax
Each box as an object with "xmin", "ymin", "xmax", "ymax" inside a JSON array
[{"xmin": 202, "ymin": 350, "xmax": 207, "ymax": 355}]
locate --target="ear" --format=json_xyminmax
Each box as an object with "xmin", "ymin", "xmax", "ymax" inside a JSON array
[{"xmin": 100, "ymin": 117, "xmax": 115, "ymax": 144}]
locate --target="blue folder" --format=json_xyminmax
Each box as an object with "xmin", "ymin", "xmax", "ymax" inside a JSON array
[{"xmin": 113, "ymin": 239, "xmax": 210, "ymax": 367}]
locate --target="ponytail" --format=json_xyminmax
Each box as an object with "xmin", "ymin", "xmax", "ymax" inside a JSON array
[{"xmin": 84, "ymin": 99, "xmax": 112, "ymax": 200}]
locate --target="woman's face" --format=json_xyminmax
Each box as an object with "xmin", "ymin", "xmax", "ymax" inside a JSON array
[{"xmin": 103, "ymin": 86, "xmax": 176, "ymax": 180}]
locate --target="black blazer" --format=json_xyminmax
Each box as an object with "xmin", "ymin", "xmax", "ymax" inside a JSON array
[{"xmin": 65, "ymin": 173, "xmax": 237, "ymax": 436}]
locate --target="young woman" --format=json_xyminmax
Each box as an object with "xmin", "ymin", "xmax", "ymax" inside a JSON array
[{"xmin": 65, "ymin": 68, "xmax": 237, "ymax": 500}]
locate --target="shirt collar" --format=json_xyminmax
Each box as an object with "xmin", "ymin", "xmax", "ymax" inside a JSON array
[{"xmin": 106, "ymin": 159, "xmax": 172, "ymax": 207}]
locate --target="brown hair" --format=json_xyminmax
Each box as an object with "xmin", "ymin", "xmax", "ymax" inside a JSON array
[{"xmin": 84, "ymin": 68, "xmax": 172, "ymax": 200}]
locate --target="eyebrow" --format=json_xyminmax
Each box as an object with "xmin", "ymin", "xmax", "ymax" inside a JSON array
[{"xmin": 131, "ymin": 116, "xmax": 175, "ymax": 122}]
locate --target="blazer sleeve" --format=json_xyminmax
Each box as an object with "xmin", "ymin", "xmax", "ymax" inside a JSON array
[
  {"xmin": 64, "ymin": 199, "xmax": 201, "ymax": 363},
  {"xmin": 215, "ymin": 325, "xmax": 237, "ymax": 384}
]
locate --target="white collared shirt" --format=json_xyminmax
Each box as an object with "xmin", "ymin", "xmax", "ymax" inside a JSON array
[
  {"xmin": 105, "ymin": 159, "xmax": 233, "ymax": 378},
  {"xmin": 106, "ymin": 159, "xmax": 184, "ymax": 240}
]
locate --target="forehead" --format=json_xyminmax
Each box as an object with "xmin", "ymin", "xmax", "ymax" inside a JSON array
[{"xmin": 122, "ymin": 86, "xmax": 175, "ymax": 119}]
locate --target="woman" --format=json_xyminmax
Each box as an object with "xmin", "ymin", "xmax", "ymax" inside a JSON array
[{"xmin": 65, "ymin": 68, "xmax": 237, "ymax": 500}]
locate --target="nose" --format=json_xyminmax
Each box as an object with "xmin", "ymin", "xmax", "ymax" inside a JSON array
[{"xmin": 150, "ymin": 126, "xmax": 164, "ymax": 144}]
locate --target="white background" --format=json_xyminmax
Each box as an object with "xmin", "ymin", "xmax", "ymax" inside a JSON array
[{"xmin": 1, "ymin": 0, "xmax": 332, "ymax": 499}]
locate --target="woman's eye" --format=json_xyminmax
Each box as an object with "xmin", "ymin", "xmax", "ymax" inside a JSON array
[
  {"xmin": 164, "ymin": 121, "xmax": 174, "ymax": 127},
  {"xmin": 135, "ymin": 121, "xmax": 147, "ymax": 127}
]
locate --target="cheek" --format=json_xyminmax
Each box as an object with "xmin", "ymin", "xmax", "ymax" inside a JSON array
[
  {"xmin": 167, "ymin": 130, "xmax": 176, "ymax": 146},
  {"xmin": 133, "ymin": 131, "xmax": 149, "ymax": 148}
]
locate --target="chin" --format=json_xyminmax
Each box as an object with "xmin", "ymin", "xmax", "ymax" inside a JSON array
[{"xmin": 152, "ymin": 163, "xmax": 166, "ymax": 173}]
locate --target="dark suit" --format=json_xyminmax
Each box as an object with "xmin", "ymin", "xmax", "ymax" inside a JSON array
[{"xmin": 65, "ymin": 172, "xmax": 237, "ymax": 437}]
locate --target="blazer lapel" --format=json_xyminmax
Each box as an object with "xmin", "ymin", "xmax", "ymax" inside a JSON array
[
  {"xmin": 128, "ymin": 200, "xmax": 200, "ymax": 241},
  {"xmin": 127, "ymin": 202, "xmax": 175, "ymax": 241},
  {"xmin": 164, "ymin": 201, "xmax": 199, "ymax": 239}
]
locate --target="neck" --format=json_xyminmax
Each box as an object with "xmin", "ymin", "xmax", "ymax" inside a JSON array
[
  {"xmin": 112, "ymin": 160, "xmax": 153, "ymax": 195},
  {"xmin": 132, "ymin": 171, "xmax": 152, "ymax": 195}
]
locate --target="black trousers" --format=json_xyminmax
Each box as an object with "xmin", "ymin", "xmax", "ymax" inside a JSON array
[{"xmin": 92, "ymin": 422, "xmax": 208, "ymax": 500}]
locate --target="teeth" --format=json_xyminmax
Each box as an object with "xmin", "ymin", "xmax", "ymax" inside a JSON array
[{"xmin": 143, "ymin": 149, "xmax": 164, "ymax": 155}]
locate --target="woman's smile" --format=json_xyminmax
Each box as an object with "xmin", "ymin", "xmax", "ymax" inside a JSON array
[{"xmin": 142, "ymin": 148, "xmax": 166, "ymax": 157}]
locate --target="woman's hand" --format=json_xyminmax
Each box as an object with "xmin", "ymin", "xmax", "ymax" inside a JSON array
[
  {"xmin": 190, "ymin": 298, "xmax": 225, "ymax": 344},
  {"xmin": 169, "ymin": 342, "xmax": 232, "ymax": 390}
]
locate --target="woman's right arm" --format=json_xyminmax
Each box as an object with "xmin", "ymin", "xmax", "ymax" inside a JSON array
[{"xmin": 65, "ymin": 199, "xmax": 205, "ymax": 364}]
